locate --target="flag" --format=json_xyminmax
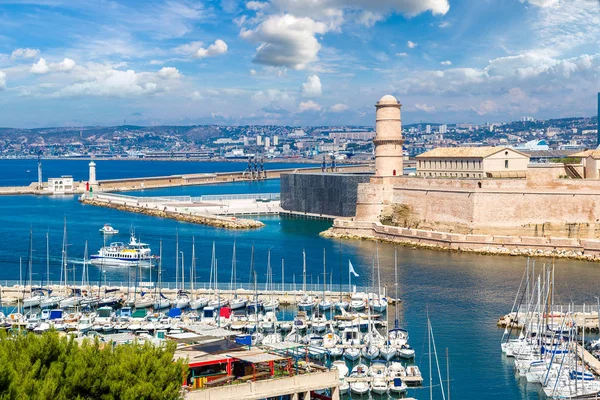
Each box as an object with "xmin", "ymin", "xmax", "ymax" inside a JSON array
[{"xmin": 349, "ymin": 260, "xmax": 359, "ymax": 277}]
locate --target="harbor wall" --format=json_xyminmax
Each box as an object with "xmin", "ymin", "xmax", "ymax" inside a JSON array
[
  {"xmin": 280, "ymin": 173, "xmax": 372, "ymax": 217},
  {"xmin": 324, "ymin": 219, "xmax": 600, "ymax": 261},
  {"xmin": 354, "ymin": 170, "xmax": 600, "ymax": 238}
]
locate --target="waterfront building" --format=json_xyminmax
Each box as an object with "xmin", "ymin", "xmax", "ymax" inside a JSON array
[
  {"xmin": 415, "ymin": 147, "xmax": 529, "ymax": 178},
  {"xmin": 47, "ymin": 176, "xmax": 74, "ymax": 194}
]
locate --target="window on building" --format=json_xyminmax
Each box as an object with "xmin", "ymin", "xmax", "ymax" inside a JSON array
[
  {"xmin": 505, "ymin": 160, "xmax": 509, "ymax": 168},
  {"xmin": 461, "ymin": 160, "xmax": 464, "ymax": 169}
]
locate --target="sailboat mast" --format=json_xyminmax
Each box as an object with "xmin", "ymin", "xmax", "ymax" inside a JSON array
[
  {"xmin": 323, "ymin": 248, "xmax": 326, "ymax": 303},
  {"xmin": 191, "ymin": 237, "xmax": 195, "ymax": 298},
  {"xmin": 281, "ymin": 259, "xmax": 284, "ymax": 292},
  {"xmin": 394, "ymin": 247, "xmax": 399, "ymax": 327},
  {"xmin": 181, "ymin": 252, "xmax": 185, "ymax": 291},
  {"xmin": 339, "ymin": 239, "xmax": 342, "ymax": 303},
  {"xmin": 302, "ymin": 249, "xmax": 306, "ymax": 292},
  {"xmin": 428, "ymin": 317, "xmax": 433, "ymax": 400},
  {"xmin": 175, "ymin": 229, "xmax": 179, "ymax": 291},
  {"xmin": 46, "ymin": 232, "xmax": 49, "ymax": 289}
]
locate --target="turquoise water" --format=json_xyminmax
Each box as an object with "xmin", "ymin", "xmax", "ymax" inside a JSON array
[{"xmin": 0, "ymin": 161, "xmax": 599, "ymax": 399}]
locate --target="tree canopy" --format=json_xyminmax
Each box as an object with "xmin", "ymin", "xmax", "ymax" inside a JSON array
[{"xmin": 0, "ymin": 331, "xmax": 186, "ymax": 400}]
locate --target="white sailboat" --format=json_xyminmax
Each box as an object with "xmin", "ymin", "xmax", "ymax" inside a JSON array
[
  {"xmin": 189, "ymin": 237, "xmax": 208, "ymax": 310},
  {"xmin": 262, "ymin": 250, "xmax": 279, "ymax": 311},
  {"xmin": 318, "ymin": 249, "xmax": 332, "ymax": 311},
  {"xmin": 297, "ymin": 249, "xmax": 315, "ymax": 311},
  {"xmin": 229, "ymin": 241, "xmax": 247, "ymax": 310}
]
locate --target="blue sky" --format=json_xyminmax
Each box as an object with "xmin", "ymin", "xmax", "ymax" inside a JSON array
[{"xmin": 0, "ymin": 0, "xmax": 599, "ymax": 128}]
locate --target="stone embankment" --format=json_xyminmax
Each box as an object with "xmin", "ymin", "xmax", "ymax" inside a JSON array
[
  {"xmin": 80, "ymin": 198, "xmax": 264, "ymax": 230},
  {"xmin": 322, "ymin": 219, "xmax": 600, "ymax": 263}
]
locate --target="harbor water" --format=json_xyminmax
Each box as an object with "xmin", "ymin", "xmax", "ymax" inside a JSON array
[{"xmin": 1, "ymin": 160, "xmax": 599, "ymax": 399}]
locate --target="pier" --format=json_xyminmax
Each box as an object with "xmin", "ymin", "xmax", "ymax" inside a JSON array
[
  {"xmin": 0, "ymin": 283, "xmax": 360, "ymax": 306},
  {"xmin": 0, "ymin": 164, "xmax": 371, "ymax": 196}
]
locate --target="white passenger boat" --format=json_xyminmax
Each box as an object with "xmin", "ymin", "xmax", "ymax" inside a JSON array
[
  {"xmin": 99, "ymin": 224, "xmax": 119, "ymax": 235},
  {"xmin": 90, "ymin": 232, "xmax": 155, "ymax": 268}
]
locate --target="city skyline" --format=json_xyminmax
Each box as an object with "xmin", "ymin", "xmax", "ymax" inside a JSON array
[{"xmin": 0, "ymin": 0, "xmax": 599, "ymax": 128}]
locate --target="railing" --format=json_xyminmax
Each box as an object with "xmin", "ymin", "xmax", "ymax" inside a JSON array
[
  {"xmin": 94, "ymin": 193, "xmax": 193, "ymax": 203},
  {"xmin": 198, "ymin": 193, "xmax": 280, "ymax": 202}
]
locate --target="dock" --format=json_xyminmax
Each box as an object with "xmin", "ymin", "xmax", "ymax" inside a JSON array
[{"xmin": 571, "ymin": 343, "xmax": 600, "ymax": 376}]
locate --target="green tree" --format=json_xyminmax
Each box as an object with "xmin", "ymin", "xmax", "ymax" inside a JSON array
[{"xmin": 0, "ymin": 331, "xmax": 186, "ymax": 400}]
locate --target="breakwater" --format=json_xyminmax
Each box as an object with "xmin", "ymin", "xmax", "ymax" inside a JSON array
[
  {"xmin": 323, "ymin": 219, "xmax": 600, "ymax": 262},
  {"xmin": 80, "ymin": 196, "xmax": 265, "ymax": 230}
]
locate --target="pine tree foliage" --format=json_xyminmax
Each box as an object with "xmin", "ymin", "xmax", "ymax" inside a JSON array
[{"xmin": 0, "ymin": 331, "xmax": 186, "ymax": 400}]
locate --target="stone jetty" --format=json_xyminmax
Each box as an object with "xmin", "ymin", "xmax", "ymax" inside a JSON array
[
  {"xmin": 322, "ymin": 220, "xmax": 600, "ymax": 263},
  {"xmin": 80, "ymin": 197, "xmax": 264, "ymax": 230}
]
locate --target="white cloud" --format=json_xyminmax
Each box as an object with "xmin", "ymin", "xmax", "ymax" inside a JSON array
[
  {"xmin": 438, "ymin": 21, "xmax": 451, "ymax": 28},
  {"xmin": 189, "ymin": 90, "xmax": 203, "ymax": 100},
  {"xmin": 246, "ymin": 1, "xmax": 268, "ymax": 10},
  {"xmin": 301, "ymin": 75, "xmax": 322, "ymax": 97},
  {"xmin": 157, "ymin": 66, "xmax": 181, "ymax": 79},
  {"xmin": 196, "ymin": 39, "xmax": 228, "ymax": 58},
  {"xmin": 252, "ymin": 89, "xmax": 296, "ymax": 109},
  {"xmin": 440, "ymin": 60, "xmax": 452, "ymax": 65},
  {"xmin": 30, "ymin": 58, "xmax": 50, "ymax": 74},
  {"xmin": 52, "ymin": 65, "xmax": 171, "ymax": 98},
  {"xmin": 475, "ymin": 100, "xmax": 498, "ymax": 115},
  {"xmin": 396, "ymin": 52, "xmax": 408, "ymax": 57},
  {"xmin": 330, "ymin": 103, "xmax": 349, "ymax": 112},
  {"xmin": 527, "ymin": 0, "xmax": 600, "ymax": 55},
  {"xmin": 55, "ymin": 70, "xmax": 159, "ymax": 97},
  {"xmin": 11, "ymin": 48, "xmax": 40, "ymax": 60},
  {"xmin": 57, "ymin": 58, "xmax": 76, "ymax": 72},
  {"xmin": 520, "ymin": 0, "xmax": 559, "ymax": 7},
  {"xmin": 175, "ymin": 39, "xmax": 228, "ymax": 58},
  {"xmin": 250, "ymin": 69, "xmax": 258, "ymax": 75},
  {"xmin": 0, "ymin": 71, "xmax": 6, "ymax": 90},
  {"xmin": 271, "ymin": 0, "xmax": 449, "ymax": 25},
  {"xmin": 407, "ymin": 41, "xmax": 417, "ymax": 49},
  {"xmin": 298, "ymin": 100, "xmax": 322, "ymax": 112},
  {"xmin": 415, "ymin": 103, "xmax": 435, "ymax": 112},
  {"xmin": 241, "ymin": 14, "xmax": 328, "ymax": 70}
]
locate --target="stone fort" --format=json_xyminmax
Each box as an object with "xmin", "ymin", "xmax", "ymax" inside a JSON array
[{"xmin": 281, "ymin": 95, "xmax": 600, "ymax": 248}]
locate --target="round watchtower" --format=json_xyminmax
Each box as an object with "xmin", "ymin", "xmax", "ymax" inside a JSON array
[{"xmin": 374, "ymin": 95, "xmax": 403, "ymax": 177}]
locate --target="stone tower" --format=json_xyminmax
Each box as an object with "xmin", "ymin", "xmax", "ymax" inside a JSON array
[
  {"xmin": 89, "ymin": 161, "xmax": 97, "ymax": 186},
  {"xmin": 374, "ymin": 95, "xmax": 403, "ymax": 177}
]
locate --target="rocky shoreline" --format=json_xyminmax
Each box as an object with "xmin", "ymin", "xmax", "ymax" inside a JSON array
[
  {"xmin": 80, "ymin": 198, "xmax": 265, "ymax": 230},
  {"xmin": 321, "ymin": 227, "xmax": 600, "ymax": 263}
]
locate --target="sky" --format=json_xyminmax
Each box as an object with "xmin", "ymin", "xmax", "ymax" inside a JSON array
[{"xmin": 0, "ymin": 0, "xmax": 600, "ymax": 128}]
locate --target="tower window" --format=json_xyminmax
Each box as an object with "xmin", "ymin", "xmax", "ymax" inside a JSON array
[{"xmin": 505, "ymin": 160, "xmax": 509, "ymax": 168}]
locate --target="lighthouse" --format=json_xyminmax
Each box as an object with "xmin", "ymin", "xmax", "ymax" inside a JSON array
[
  {"xmin": 373, "ymin": 95, "xmax": 404, "ymax": 177},
  {"xmin": 89, "ymin": 161, "xmax": 97, "ymax": 188}
]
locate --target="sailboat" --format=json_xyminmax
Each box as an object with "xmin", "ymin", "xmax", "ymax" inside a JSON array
[
  {"xmin": 23, "ymin": 228, "xmax": 45, "ymax": 309},
  {"xmin": 263, "ymin": 250, "xmax": 279, "ymax": 311},
  {"xmin": 246, "ymin": 244, "xmax": 263, "ymax": 313},
  {"xmin": 334, "ymin": 242, "xmax": 348, "ymax": 311},
  {"xmin": 297, "ymin": 249, "xmax": 316, "ymax": 311},
  {"xmin": 318, "ymin": 249, "xmax": 332, "ymax": 311},
  {"xmin": 370, "ymin": 243, "xmax": 388, "ymax": 313},
  {"xmin": 60, "ymin": 239, "xmax": 86, "ymax": 308},
  {"xmin": 152, "ymin": 240, "xmax": 172, "ymax": 309},
  {"xmin": 42, "ymin": 220, "xmax": 68, "ymax": 309},
  {"xmin": 189, "ymin": 237, "xmax": 208, "ymax": 310},
  {"xmin": 175, "ymin": 250, "xmax": 190, "ymax": 309},
  {"xmin": 229, "ymin": 241, "xmax": 247, "ymax": 310}
]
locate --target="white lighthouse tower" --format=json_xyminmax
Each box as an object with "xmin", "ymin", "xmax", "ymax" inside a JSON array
[
  {"xmin": 88, "ymin": 161, "xmax": 97, "ymax": 188},
  {"xmin": 374, "ymin": 95, "xmax": 404, "ymax": 177}
]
